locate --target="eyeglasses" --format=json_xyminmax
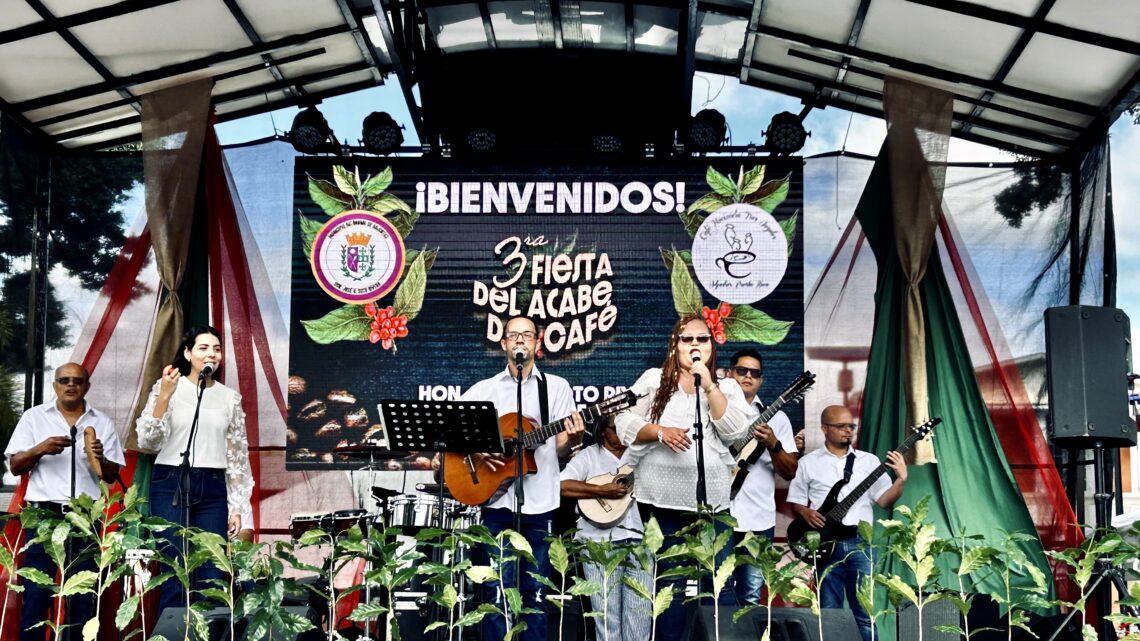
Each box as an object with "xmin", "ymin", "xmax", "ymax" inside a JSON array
[
  {"xmin": 55, "ymin": 377, "xmax": 87, "ymax": 386},
  {"xmin": 823, "ymin": 422, "xmax": 858, "ymax": 431},
  {"xmin": 731, "ymin": 366, "xmax": 762, "ymax": 379},
  {"xmin": 678, "ymin": 334, "xmax": 712, "ymax": 345},
  {"xmin": 505, "ymin": 331, "xmax": 536, "ymax": 341}
]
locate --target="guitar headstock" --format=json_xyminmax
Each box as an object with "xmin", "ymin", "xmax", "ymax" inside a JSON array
[
  {"xmin": 896, "ymin": 417, "xmax": 941, "ymax": 453},
  {"xmin": 778, "ymin": 371, "xmax": 816, "ymax": 406},
  {"xmin": 596, "ymin": 390, "xmax": 638, "ymax": 417}
]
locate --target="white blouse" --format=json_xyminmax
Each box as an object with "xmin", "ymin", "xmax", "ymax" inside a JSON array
[
  {"xmin": 136, "ymin": 377, "xmax": 254, "ymax": 516},
  {"xmin": 614, "ymin": 368, "xmax": 751, "ymax": 511}
]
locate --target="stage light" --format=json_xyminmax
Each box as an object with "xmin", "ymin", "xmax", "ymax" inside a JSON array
[
  {"xmin": 591, "ymin": 133, "xmax": 624, "ymax": 157},
  {"xmin": 465, "ymin": 127, "xmax": 497, "ymax": 153},
  {"xmin": 289, "ymin": 106, "xmax": 335, "ymax": 154},
  {"xmin": 686, "ymin": 109, "xmax": 727, "ymax": 151},
  {"xmin": 764, "ymin": 111, "xmax": 809, "ymax": 155},
  {"xmin": 361, "ymin": 111, "xmax": 404, "ymax": 155}
]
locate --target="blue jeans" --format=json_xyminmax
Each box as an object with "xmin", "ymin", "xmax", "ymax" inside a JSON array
[
  {"xmin": 732, "ymin": 527, "xmax": 775, "ymax": 605},
  {"xmin": 637, "ymin": 504, "xmax": 733, "ymax": 641},
  {"xmin": 149, "ymin": 464, "xmax": 229, "ymax": 615},
  {"xmin": 20, "ymin": 511, "xmax": 97, "ymax": 641},
  {"xmin": 820, "ymin": 535, "xmax": 873, "ymax": 641},
  {"xmin": 474, "ymin": 508, "xmax": 553, "ymax": 641}
]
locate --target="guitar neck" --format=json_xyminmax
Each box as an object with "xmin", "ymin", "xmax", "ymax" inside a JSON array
[
  {"xmin": 521, "ymin": 402, "xmax": 604, "ymax": 448},
  {"xmin": 826, "ymin": 427, "xmax": 930, "ymax": 521}
]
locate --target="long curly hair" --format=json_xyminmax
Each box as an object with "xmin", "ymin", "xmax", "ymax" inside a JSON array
[{"xmin": 648, "ymin": 315, "xmax": 718, "ymax": 423}]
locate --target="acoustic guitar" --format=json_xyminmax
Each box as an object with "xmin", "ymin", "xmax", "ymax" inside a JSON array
[
  {"xmin": 443, "ymin": 390, "xmax": 637, "ymax": 506},
  {"xmin": 786, "ymin": 417, "xmax": 941, "ymax": 566}
]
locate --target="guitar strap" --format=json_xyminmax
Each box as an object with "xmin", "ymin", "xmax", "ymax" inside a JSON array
[
  {"xmin": 536, "ymin": 371, "xmax": 550, "ymax": 426},
  {"xmin": 842, "ymin": 452, "xmax": 856, "ymax": 482}
]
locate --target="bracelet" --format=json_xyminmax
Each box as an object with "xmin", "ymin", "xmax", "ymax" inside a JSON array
[
  {"xmin": 703, "ymin": 381, "xmax": 720, "ymax": 393},
  {"xmin": 657, "ymin": 429, "xmax": 665, "ymax": 444},
  {"xmin": 768, "ymin": 441, "xmax": 783, "ymax": 453}
]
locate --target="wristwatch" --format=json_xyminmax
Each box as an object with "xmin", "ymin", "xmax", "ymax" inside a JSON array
[{"xmin": 768, "ymin": 440, "xmax": 783, "ymax": 453}]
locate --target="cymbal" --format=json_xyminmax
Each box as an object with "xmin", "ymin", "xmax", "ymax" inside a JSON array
[{"xmin": 333, "ymin": 443, "xmax": 410, "ymax": 459}]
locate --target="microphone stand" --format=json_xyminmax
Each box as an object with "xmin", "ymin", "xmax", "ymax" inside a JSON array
[
  {"xmin": 175, "ymin": 369, "xmax": 209, "ymax": 603},
  {"xmin": 67, "ymin": 424, "xmax": 77, "ymax": 636},
  {"xmin": 511, "ymin": 353, "xmax": 526, "ymax": 587},
  {"xmin": 691, "ymin": 367, "xmax": 708, "ymax": 508}
]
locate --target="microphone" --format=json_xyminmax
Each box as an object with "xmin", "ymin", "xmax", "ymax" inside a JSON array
[
  {"xmin": 690, "ymin": 349, "xmax": 702, "ymax": 388},
  {"xmin": 512, "ymin": 348, "xmax": 527, "ymax": 365},
  {"xmin": 200, "ymin": 362, "xmax": 217, "ymax": 380}
]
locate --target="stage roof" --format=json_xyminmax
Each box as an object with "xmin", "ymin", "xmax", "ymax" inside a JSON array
[{"xmin": 0, "ymin": 0, "xmax": 1137, "ymax": 158}]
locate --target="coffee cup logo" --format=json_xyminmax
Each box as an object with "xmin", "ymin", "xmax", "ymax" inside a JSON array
[{"xmin": 691, "ymin": 204, "xmax": 788, "ymax": 304}]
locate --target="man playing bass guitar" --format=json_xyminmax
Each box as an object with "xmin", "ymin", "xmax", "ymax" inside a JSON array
[
  {"xmin": 460, "ymin": 315, "xmax": 586, "ymax": 641},
  {"xmin": 786, "ymin": 405, "xmax": 908, "ymax": 641}
]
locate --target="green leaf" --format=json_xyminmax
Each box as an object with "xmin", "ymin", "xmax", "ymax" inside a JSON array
[
  {"xmin": 361, "ymin": 167, "xmax": 393, "ymax": 197},
  {"xmin": 743, "ymin": 174, "xmax": 791, "ymax": 213},
  {"xmin": 549, "ymin": 538, "xmax": 569, "ymax": 577},
  {"xmin": 713, "ymin": 556, "xmax": 737, "ymax": 594},
  {"xmin": 424, "ymin": 622, "xmax": 447, "ymax": 634},
  {"xmin": 779, "ymin": 211, "xmax": 798, "ymax": 257},
  {"xmin": 366, "ymin": 192, "xmax": 413, "ymax": 216},
  {"xmin": 505, "ymin": 587, "xmax": 523, "ymax": 613},
  {"xmin": 652, "ymin": 586, "xmax": 674, "ymax": 617},
  {"xmin": 333, "ymin": 166, "xmax": 358, "ymax": 197},
  {"xmin": 739, "ymin": 165, "xmax": 766, "ymax": 196},
  {"xmin": 723, "ymin": 305, "xmax": 793, "ymax": 345},
  {"xmin": 706, "ymin": 166, "xmax": 738, "ymax": 198},
  {"xmin": 877, "ymin": 575, "xmax": 918, "ymax": 606},
  {"xmin": 455, "ymin": 603, "xmax": 499, "ymax": 628},
  {"xmin": 466, "ymin": 565, "xmax": 498, "ymax": 584},
  {"xmin": 347, "ymin": 602, "xmax": 388, "ymax": 621},
  {"xmin": 308, "ymin": 176, "xmax": 352, "ymax": 217},
  {"xmin": 82, "ymin": 616, "xmax": 99, "ymax": 641},
  {"xmin": 387, "ymin": 210, "xmax": 421, "ymax": 240},
  {"xmin": 301, "ymin": 305, "xmax": 373, "ymax": 344},
  {"xmin": 299, "ymin": 214, "xmax": 324, "ymax": 262},
  {"xmin": 115, "ymin": 595, "xmax": 140, "ymax": 630},
  {"xmin": 393, "ymin": 251, "xmax": 428, "ymax": 321},
  {"xmin": 568, "ymin": 579, "xmax": 601, "ymax": 597},
  {"xmin": 404, "ymin": 247, "xmax": 439, "ymax": 279},
  {"xmin": 644, "ymin": 518, "xmax": 665, "ymax": 555},
  {"xmin": 60, "ymin": 570, "xmax": 99, "ymax": 597},
  {"xmin": 681, "ymin": 195, "xmax": 729, "ymax": 237},
  {"xmin": 671, "ymin": 256, "xmax": 702, "ymax": 318},
  {"xmin": 17, "ymin": 567, "xmax": 54, "ymax": 586}
]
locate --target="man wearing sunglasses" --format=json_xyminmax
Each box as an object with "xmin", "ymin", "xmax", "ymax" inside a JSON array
[
  {"xmin": 459, "ymin": 316, "xmax": 586, "ymax": 641},
  {"xmin": 787, "ymin": 405, "xmax": 908, "ymax": 641},
  {"xmin": 725, "ymin": 349, "xmax": 800, "ymax": 605},
  {"xmin": 4, "ymin": 362, "xmax": 124, "ymax": 641}
]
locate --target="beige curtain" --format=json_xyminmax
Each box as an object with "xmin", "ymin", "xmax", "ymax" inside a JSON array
[
  {"xmin": 882, "ymin": 77, "xmax": 952, "ymax": 464},
  {"xmin": 126, "ymin": 78, "xmax": 213, "ymax": 449}
]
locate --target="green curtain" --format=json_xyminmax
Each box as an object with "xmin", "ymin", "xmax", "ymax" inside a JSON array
[{"xmin": 856, "ymin": 149, "xmax": 1054, "ymax": 633}]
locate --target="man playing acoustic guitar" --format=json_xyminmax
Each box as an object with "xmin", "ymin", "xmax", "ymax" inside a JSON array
[
  {"xmin": 786, "ymin": 404, "xmax": 907, "ymax": 641},
  {"xmin": 460, "ymin": 315, "xmax": 586, "ymax": 641}
]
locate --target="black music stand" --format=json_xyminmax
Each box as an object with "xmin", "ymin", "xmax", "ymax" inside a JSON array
[{"xmin": 378, "ymin": 400, "xmax": 502, "ymax": 641}]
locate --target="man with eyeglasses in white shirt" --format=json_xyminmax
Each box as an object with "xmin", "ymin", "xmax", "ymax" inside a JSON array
[
  {"xmin": 460, "ymin": 316, "xmax": 586, "ymax": 641},
  {"xmin": 4, "ymin": 362, "xmax": 124, "ymax": 641},
  {"xmin": 787, "ymin": 405, "xmax": 907, "ymax": 641},
  {"xmin": 726, "ymin": 349, "xmax": 799, "ymax": 605}
]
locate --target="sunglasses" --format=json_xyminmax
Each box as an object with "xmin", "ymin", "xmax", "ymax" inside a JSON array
[
  {"xmin": 732, "ymin": 366, "xmax": 762, "ymax": 379},
  {"xmin": 678, "ymin": 334, "xmax": 712, "ymax": 345},
  {"xmin": 55, "ymin": 377, "xmax": 88, "ymax": 386}
]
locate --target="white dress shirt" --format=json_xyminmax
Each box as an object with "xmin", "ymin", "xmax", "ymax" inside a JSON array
[
  {"xmin": 560, "ymin": 444, "xmax": 642, "ymax": 541},
  {"xmin": 5, "ymin": 400, "xmax": 125, "ymax": 503},
  {"xmin": 729, "ymin": 401, "xmax": 796, "ymax": 532},
  {"xmin": 459, "ymin": 365, "xmax": 575, "ymax": 514},
  {"xmin": 614, "ymin": 368, "xmax": 751, "ymax": 511},
  {"xmin": 787, "ymin": 446, "xmax": 891, "ymax": 528}
]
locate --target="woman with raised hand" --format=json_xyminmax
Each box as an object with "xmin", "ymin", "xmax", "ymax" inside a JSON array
[{"xmin": 137, "ymin": 325, "xmax": 253, "ymax": 612}]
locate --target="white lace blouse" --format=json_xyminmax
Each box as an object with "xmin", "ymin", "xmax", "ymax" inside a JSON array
[
  {"xmin": 136, "ymin": 377, "xmax": 254, "ymax": 516},
  {"xmin": 614, "ymin": 368, "xmax": 751, "ymax": 512}
]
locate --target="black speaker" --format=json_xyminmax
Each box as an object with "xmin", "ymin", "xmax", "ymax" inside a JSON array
[
  {"xmin": 691, "ymin": 605, "xmax": 860, "ymax": 641},
  {"xmin": 153, "ymin": 605, "xmax": 321, "ymax": 641},
  {"xmin": 1044, "ymin": 305, "xmax": 1135, "ymax": 447},
  {"xmin": 898, "ymin": 599, "xmax": 960, "ymax": 641}
]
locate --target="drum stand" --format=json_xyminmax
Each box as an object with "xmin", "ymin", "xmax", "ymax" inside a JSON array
[{"xmin": 378, "ymin": 400, "xmax": 503, "ymax": 641}]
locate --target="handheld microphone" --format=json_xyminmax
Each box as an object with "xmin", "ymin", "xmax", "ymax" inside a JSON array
[
  {"xmin": 690, "ymin": 349, "xmax": 702, "ymax": 388},
  {"xmin": 200, "ymin": 362, "xmax": 217, "ymax": 380}
]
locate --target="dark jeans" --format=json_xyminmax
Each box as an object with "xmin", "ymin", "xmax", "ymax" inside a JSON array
[
  {"xmin": 474, "ymin": 508, "xmax": 553, "ymax": 641},
  {"xmin": 637, "ymin": 503, "xmax": 733, "ymax": 641},
  {"xmin": 731, "ymin": 527, "xmax": 775, "ymax": 605},
  {"xmin": 820, "ymin": 535, "xmax": 874, "ymax": 641},
  {"xmin": 149, "ymin": 464, "xmax": 229, "ymax": 615},
  {"xmin": 20, "ymin": 508, "xmax": 97, "ymax": 641}
]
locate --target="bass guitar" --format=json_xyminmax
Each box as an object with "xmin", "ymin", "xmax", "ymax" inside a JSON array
[
  {"xmin": 729, "ymin": 371, "xmax": 816, "ymax": 499},
  {"xmin": 443, "ymin": 390, "xmax": 637, "ymax": 506},
  {"xmin": 577, "ymin": 465, "xmax": 635, "ymax": 528},
  {"xmin": 786, "ymin": 417, "xmax": 941, "ymax": 566}
]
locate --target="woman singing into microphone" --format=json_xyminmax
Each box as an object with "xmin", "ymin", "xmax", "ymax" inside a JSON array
[
  {"xmin": 614, "ymin": 314, "xmax": 751, "ymax": 641},
  {"xmin": 137, "ymin": 325, "xmax": 253, "ymax": 611}
]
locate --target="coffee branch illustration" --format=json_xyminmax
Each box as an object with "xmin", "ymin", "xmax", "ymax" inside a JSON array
[
  {"xmin": 661, "ymin": 165, "xmax": 796, "ymax": 346},
  {"xmin": 299, "ymin": 166, "xmax": 439, "ymax": 352}
]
